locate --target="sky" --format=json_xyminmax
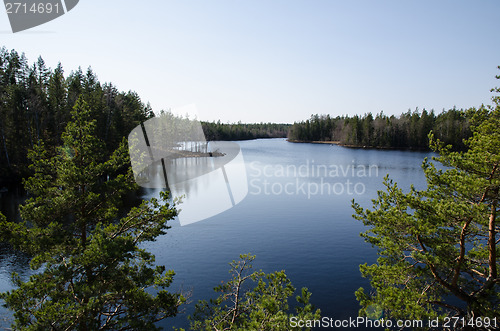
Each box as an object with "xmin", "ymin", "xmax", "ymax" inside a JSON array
[{"xmin": 1, "ymin": 0, "xmax": 500, "ymax": 124}]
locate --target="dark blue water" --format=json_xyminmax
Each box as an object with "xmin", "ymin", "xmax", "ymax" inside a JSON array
[
  {"xmin": 0, "ymin": 138, "xmax": 434, "ymax": 329},
  {"xmin": 139, "ymin": 138, "xmax": 433, "ymax": 329}
]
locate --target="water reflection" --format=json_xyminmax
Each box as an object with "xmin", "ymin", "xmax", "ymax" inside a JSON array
[
  {"xmin": 137, "ymin": 142, "xmax": 248, "ymax": 226},
  {"xmin": 0, "ymin": 243, "xmax": 36, "ymax": 326},
  {"xmin": 0, "ymin": 186, "xmax": 26, "ymax": 223}
]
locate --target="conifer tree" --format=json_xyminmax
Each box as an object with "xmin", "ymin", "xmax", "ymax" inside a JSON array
[
  {"xmin": 353, "ymin": 75, "xmax": 500, "ymax": 324},
  {"xmin": 186, "ymin": 254, "xmax": 320, "ymax": 331},
  {"xmin": 0, "ymin": 96, "xmax": 183, "ymax": 329}
]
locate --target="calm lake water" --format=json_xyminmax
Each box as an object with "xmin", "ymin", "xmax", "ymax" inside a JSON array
[{"xmin": 0, "ymin": 138, "xmax": 434, "ymax": 329}]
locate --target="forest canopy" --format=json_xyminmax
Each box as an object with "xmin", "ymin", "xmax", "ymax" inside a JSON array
[
  {"xmin": 0, "ymin": 47, "xmax": 155, "ymax": 184},
  {"xmin": 0, "ymin": 47, "xmax": 290, "ymax": 186},
  {"xmin": 288, "ymin": 108, "xmax": 471, "ymax": 150},
  {"xmin": 0, "ymin": 45, "xmax": 475, "ymax": 187}
]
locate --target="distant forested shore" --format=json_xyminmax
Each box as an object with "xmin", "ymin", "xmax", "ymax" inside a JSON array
[
  {"xmin": 0, "ymin": 47, "xmax": 290, "ymax": 185},
  {"xmin": 201, "ymin": 121, "xmax": 290, "ymax": 141},
  {"xmin": 287, "ymin": 109, "xmax": 471, "ymax": 150},
  {"xmin": 0, "ymin": 46, "xmax": 472, "ymax": 186}
]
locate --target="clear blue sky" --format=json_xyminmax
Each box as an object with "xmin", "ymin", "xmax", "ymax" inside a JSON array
[{"xmin": 2, "ymin": 0, "xmax": 500, "ymax": 123}]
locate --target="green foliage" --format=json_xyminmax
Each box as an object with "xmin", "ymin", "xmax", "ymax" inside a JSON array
[
  {"xmin": 288, "ymin": 108, "xmax": 470, "ymax": 150},
  {"xmin": 0, "ymin": 97, "xmax": 183, "ymax": 329},
  {"xmin": 202, "ymin": 121, "xmax": 290, "ymax": 141},
  {"xmin": 184, "ymin": 254, "xmax": 320, "ymax": 331},
  {"xmin": 0, "ymin": 46, "xmax": 153, "ymax": 184},
  {"xmin": 352, "ymin": 79, "xmax": 500, "ymax": 324}
]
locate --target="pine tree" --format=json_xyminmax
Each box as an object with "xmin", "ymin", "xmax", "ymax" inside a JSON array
[
  {"xmin": 47, "ymin": 62, "xmax": 68, "ymax": 140},
  {"xmin": 185, "ymin": 254, "xmax": 320, "ymax": 331},
  {"xmin": 0, "ymin": 96, "xmax": 183, "ymax": 329},
  {"xmin": 353, "ymin": 78, "xmax": 500, "ymax": 323}
]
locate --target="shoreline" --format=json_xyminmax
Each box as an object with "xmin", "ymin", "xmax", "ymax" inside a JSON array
[
  {"xmin": 286, "ymin": 139, "xmax": 431, "ymax": 151},
  {"xmin": 287, "ymin": 139, "xmax": 341, "ymax": 145}
]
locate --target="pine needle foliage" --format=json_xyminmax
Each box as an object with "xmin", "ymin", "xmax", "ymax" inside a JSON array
[
  {"xmin": 0, "ymin": 97, "xmax": 183, "ymax": 330},
  {"xmin": 353, "ymin": 71, "xmax": 500, "ymax": 327}
]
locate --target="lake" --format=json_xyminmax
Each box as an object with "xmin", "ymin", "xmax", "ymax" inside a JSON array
[{"xmin": 0, "ymin": 138, "xmax": 434, "ymax": 329}]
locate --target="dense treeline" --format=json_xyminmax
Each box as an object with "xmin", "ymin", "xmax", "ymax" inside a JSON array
[
  {"xmin": 0, "ymin": 47, "xmax": 153, "ymax": 184},
  {"xmin": 0, "ymin": 47, "xmax": 291, "ymax": 185},
  {"xmin": 288, "ymin": 108, "xmax": 471, "ymax": 150},
  {"xmin": 202, "ymin": 121, "xmax": 290, "ymax": 141},
  {"xmin": 1, "ymin": 45, "xmax": 473, "ymax": 185}
]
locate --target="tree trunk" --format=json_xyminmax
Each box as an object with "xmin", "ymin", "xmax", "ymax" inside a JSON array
[
  {"xmin": 0, "ymin": 121, "xmax": 10, "ymax": 169},
  {"xmin": 488, "ymin": 195, "xmax": 497, "ymax": 280}
]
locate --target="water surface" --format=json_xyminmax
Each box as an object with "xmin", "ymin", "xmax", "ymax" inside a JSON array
[
  {"xmin": 0, "ymin": 138, "xmax": 434, "ymax": 329},
  {"xmin": 142, "ymin": 138, "xmax": 433, "ymax": 329}
]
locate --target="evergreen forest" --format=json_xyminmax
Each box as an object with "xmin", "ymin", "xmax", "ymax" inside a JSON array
[
  {"xmin": 0, "ymin": 47, "xmax": 290, "ymax": 186},
  {"xmin": 0, "ymin": 46, "xmax": 476, "ymax": 188},
  {"xmin": 288, "ymin": 109, "xmax": 471, "ymax": 150}
]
